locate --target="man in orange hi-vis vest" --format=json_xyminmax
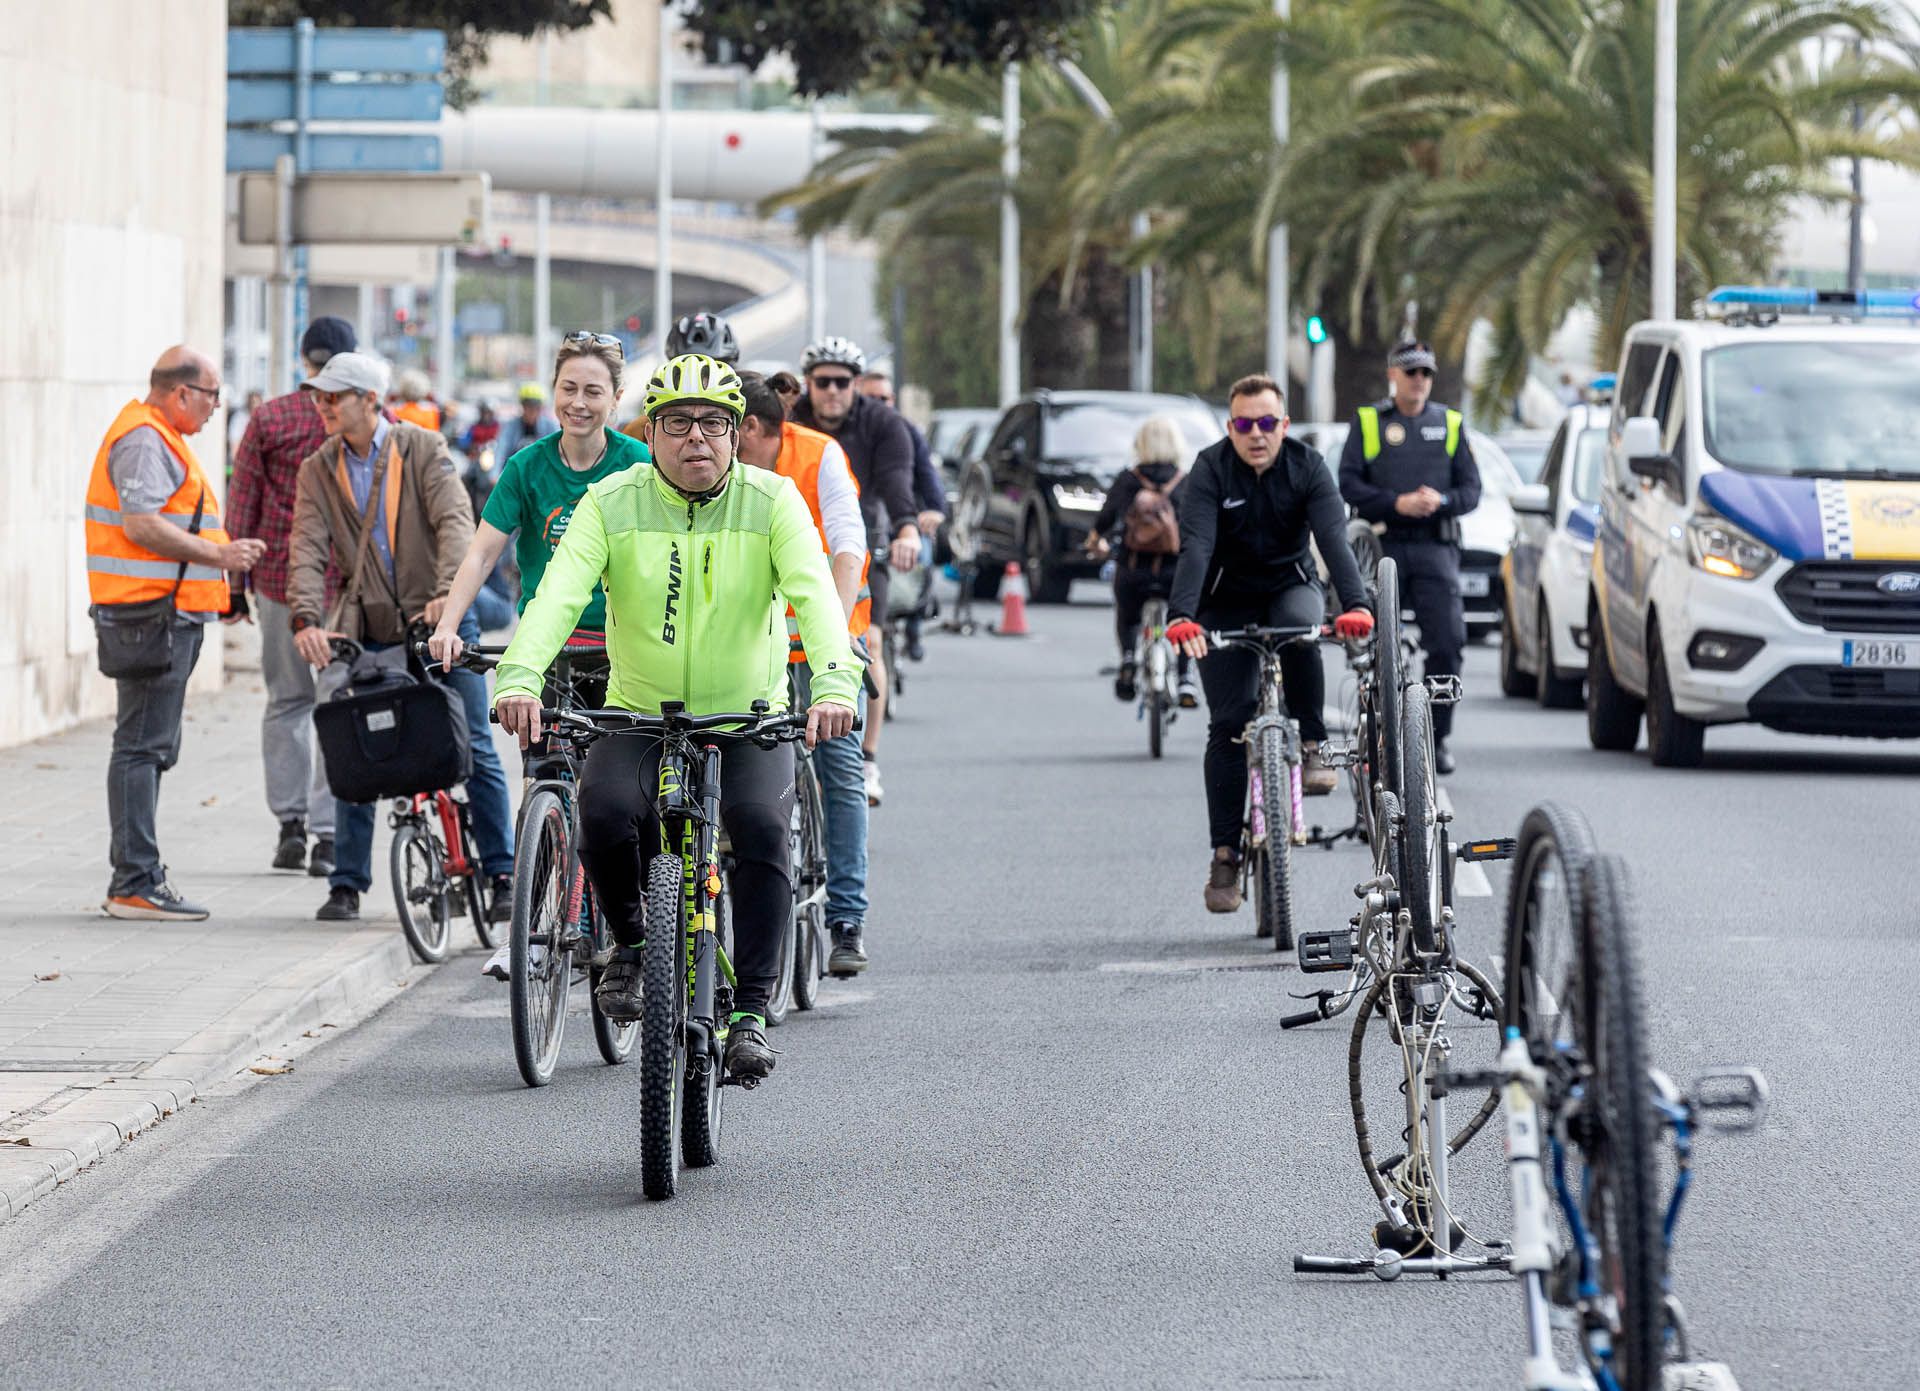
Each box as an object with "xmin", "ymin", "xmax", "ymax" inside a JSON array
[
  {"xmin": 87, "ymin": 346, "xmax": 266, "ymax": 920},
  {"xmin": 735, "ymin": 371, "xmax": 878, "ymax": 978}
]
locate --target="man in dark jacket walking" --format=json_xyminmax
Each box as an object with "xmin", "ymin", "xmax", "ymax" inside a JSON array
[{"xmin": 1165, "ymin": 374, "xmax": 1375, "ymax": 914}]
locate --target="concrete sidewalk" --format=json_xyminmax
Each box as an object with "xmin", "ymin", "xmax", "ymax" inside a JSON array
[{"xmin": 0, "ymin": 631, "xmax": 498, "ymax": 1220}]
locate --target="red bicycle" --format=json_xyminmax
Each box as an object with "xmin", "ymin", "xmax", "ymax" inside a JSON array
[{"xmin": 390, "ymin": 785, "xmax": 497, "ymax": 964}]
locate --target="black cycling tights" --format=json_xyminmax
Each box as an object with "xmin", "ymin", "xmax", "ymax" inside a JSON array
[{"xmin": 577, "ymin": 734, "xmax": 794, "ymax": 1022}]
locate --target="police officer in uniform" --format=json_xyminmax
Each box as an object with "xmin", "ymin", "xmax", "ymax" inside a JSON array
[{"xmin": 1338, "ymin": 340, "xmax": 1480, "ymax": 774}]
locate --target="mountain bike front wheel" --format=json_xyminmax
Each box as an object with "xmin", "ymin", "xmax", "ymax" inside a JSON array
[
  {"xmin": 639, "ymin": 852, "xmax": 687, "ymax": 1201},
  {"xmin": 1398, "ymin": 684, "xmax": 1445, "ymax": 955},
  {"xmin": 391, "ymin": 820, "xmax": 452, "ymax": 964},
  {"xmin": 1251, "ymin": 727, "xmax": 1295, "ymax": 951},
  {"xmin": 508, "ymin": 788, "xmax": 572, "ymax": 1088},
  {"xmin": 681, "ymin": 872, "xmax": 727, "ymax": 1169}
]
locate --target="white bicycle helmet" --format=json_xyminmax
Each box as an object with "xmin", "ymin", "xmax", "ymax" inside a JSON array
[{"xmin": 800, "ymin": 336, "xmax": 867, "ymax": 375}]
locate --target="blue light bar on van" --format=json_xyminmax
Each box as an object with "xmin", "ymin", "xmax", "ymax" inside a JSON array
[{"xmin": 1706, "ymin": 285, "xmax": 1920, "ymax": 318}]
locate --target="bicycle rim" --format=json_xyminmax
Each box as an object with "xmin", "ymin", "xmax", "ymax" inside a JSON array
[
  {"xmin": 509, "ymin": 789, "xmax": 571, "ymax": 1087},
  {"xmin": 391, "ymin": 823, "xmax": 452, "ymax": 963},
  {"xmin": 791, "ymin": 755, "xmax": 825, "ymax": 1012},
  {"xmin": 639, "ymin": 853, "xmax": 685, "ymax": 1200}
]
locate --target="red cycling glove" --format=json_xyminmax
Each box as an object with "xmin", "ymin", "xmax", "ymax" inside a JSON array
[
  {"xmin": 1333, "ymin": 608, "xmax": 1375, "ymax": 640},
  {"xmin": 1166, "ymin": 619, "xmax": 1205, "ymax": 646}
]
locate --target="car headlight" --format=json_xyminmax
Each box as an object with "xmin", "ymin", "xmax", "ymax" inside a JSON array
[
  {"xmin": 1685, "ymin": 511, "xmax": 1776, "ymax": 581},
  {"xmin": 1051, "ymin": 483, "xmax": 1105, "ymax": 513}
]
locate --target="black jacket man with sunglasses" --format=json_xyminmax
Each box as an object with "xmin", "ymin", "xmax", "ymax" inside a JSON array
[{"xmin": 1165, "ymin": 373, "xmax": 1374, "ymax": 915}]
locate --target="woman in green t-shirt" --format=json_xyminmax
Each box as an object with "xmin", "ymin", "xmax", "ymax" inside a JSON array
[{"xmin": 429, "ymin": 332, "xmax": 649, "ymax": 669}]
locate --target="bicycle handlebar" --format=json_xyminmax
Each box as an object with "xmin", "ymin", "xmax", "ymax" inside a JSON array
[
  {"xmin": 488, "ymin": 705, "xmax": 859, "ymax": 741},
  {"xmin": 1207, "ymin": 624, "xmax": 1333, "ymax": 650},
  {"xmin": 411, "ymin": 639, "xmax": 607, "ymax": 674}
]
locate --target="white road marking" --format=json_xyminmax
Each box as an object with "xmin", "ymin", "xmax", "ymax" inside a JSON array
[
  {"xmin": 1436, "ymin": 788, "xmax": 1493, "ymax": 897},
  {"xmin": 1099, "ymin": 954, "xmax": 1291, "ymax": 974}
]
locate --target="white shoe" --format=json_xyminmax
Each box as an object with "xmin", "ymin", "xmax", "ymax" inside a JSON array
[
  {"xmin": 863, "ymin": 759, "xmax": 883, "ymax": 807},
  {"xmin": 482, "ymin": 942, "xmax": 512, "ymax": 980}
]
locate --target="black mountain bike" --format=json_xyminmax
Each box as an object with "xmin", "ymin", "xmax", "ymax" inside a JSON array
[{"xmin": 528, "ymin": 701, "xmax": 812, "ymax": 1202}]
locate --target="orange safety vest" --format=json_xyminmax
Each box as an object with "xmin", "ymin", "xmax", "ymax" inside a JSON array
[
  {"xmin": 85, "ymin": 401, "xmax": 233, "ymax": 611},
  {"xmin": 778, "ymin": 421, "xmax": 870, "ymax": 662},
  {"xmin": 394, "ymin": 400, "xmax": 440, "ymax": 431}
]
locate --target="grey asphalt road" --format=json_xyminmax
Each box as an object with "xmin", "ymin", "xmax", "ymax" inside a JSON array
[{"xmin": 3, "ymin": 595, "xmax": 1916, "ymax": 1389}]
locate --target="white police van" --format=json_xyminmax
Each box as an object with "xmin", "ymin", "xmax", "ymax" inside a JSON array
[{"xmin": 1587, "ymin": 286, "xmax": 1920, "ymax": 765}]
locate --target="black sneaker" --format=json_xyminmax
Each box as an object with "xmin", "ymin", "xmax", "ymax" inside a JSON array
[
  {"xmin": 724, "ymin": 1014, "xmax": 776, "ymax": 1079},
  {"xmin": 905, "ymin": 634, "xmax": 926, "ymax": 662},
  {"xmin": 1114, "ymin": 660, "xmax": 1138, "ymax": 702},
  {"xmin": 316, "ymin": 886, "xmax": 359, "ymax": 921},
  {"xmin": 1434, "ymin": 740, "xmax": 1457, "ymax": 776},
  {"xmin": 272, "ymin": 819, "xmax": 307, "ymax": 871},
  {"xmin": 595, "ymin": 946, "xmax": 644, "ymax": 1023},
  {"xmin": 828, "ymin": 924, "xmax": 868, "ymax": 977},
  {"xmin": 486, "ymin": 874, "xmax": 514, "ymax": 924},
  {"xmin": 307, "ymin": 835, "xmax": 335, "ymax": 878}
]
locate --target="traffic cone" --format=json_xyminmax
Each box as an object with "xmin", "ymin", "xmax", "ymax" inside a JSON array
[{"xmin": 993, "ymin": 561, "xmax": 1030, "ymax": 637}]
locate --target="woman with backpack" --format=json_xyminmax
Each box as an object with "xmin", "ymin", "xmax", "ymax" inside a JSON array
[{"xmin": 1085, "ymin": 416, "xmax": 1197, "ymax": 708}]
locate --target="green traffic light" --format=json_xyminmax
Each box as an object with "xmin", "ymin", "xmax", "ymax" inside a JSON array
[{"xmin": 1305, "ymin": 315, "xmax": 1328, "ymax": 345}]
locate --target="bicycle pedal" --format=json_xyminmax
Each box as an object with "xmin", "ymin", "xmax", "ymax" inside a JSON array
[
  {"xmin": 1317, "ymin": 743, "xmax": 1361, "ymax": 769},
  {"xmin": 1424, "ymin": 674, "xmax": 1463, "ymax": 704},
  {"xmin": 1455, "ymin": 837, "xmax": 1516, "ymax": 862},
  {"xmin": 1297, "ymin": 929, "xmax": 1355, "ymax": 973},
  {"xmin": 721, "ymin": 1074, "xmax": 761, "ymax": 1090}
]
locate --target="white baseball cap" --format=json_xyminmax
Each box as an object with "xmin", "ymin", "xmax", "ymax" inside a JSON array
[{"xmin": 303, "ymin": 351, "xmax": 391, "ymax": 397}]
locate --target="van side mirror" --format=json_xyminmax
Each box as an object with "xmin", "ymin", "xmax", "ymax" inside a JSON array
[
  {"xmin": 1510, "ymin": 483, "xmax": 1551, "ymax": 517},
  {"xmin": 1620, "ymin": 415, "xmax": 1678, "ymax": 493}
]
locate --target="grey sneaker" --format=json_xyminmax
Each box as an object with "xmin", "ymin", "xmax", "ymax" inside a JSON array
[
  {"xmin": 724, "ymin": 1015, "xmax": 776, "ymax": 1079},
  {"xmin": 104, "ymin": 880, "xmax": 210, "ymax": 922},
  {"xmin": 828, "ymin": 924, "xmax": 868, "ymax": 977},
  {"xmin": 595, "ymin": 946, "xmax": 643, "ymax": 1023}
]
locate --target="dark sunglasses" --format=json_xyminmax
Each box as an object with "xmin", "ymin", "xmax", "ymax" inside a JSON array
[
  {"xmin": 1402, "ymin": 366, "xmax": 1435, "ymax": 379},
  {"xmin": 810, "ymin": 373, "xmax": 855, "ymax": 391},
  {"xmin": 1230, "ymin": 414, "xmax": 1283, "ymax": 435},
  {"xmin": 565, "ymin": 330, "xmax": 625, "ymax": 356}
]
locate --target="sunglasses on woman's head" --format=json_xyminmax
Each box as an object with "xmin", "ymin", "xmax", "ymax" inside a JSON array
[
  {"xmin": 565, "ymin": 330, "xmax": 624, "ymax": 356},
  {"xmin": 1230, "ymin": 414, "xmax": 1283, "ymax": 435}
]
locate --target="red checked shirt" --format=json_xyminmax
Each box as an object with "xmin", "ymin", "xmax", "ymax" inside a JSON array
[{"xmin": 227, "ymin": 389, "xmax": 330, "ymax": 604}]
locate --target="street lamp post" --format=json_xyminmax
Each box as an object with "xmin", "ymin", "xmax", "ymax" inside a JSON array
[
  {"xmin": 1651, "ymin": 0, "xmax": 1677, "ymax": 320},
  {"xmin": 1268, "ymin": 0, "xmax": 1290, "ymax": 386},
  {"xmin": 655, "ymin": 4, "xmax": 674, "ymax": 364},
  {"xmin": 534, "ymin": 29, "xmax": 553, "ymax": 379},
  {"xmin": 1000, "ymin": 63, "xmax": 1020, "ymax": 408}
]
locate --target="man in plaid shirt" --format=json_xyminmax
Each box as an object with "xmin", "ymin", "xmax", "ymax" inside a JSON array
[{"xmin": 228, "ymin": 316, "xmax": 357, "ymax": 877}]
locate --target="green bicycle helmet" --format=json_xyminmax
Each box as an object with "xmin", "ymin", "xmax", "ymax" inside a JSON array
[{"xmin": 643, "ymin": 353, "xmax": 746, "ymax": 420}]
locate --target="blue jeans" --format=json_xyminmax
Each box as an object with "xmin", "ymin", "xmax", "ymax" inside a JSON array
[
  {"xmin": 331, "ymin": 609, "xmax": 514, "ymax": 893},
  {"xmin": 792, "ymin": 662, "xmax": 868, "ymax": 929},
  {"xmin": 472, "ymin": 578, "xmax": 516, "ymax": 633}
]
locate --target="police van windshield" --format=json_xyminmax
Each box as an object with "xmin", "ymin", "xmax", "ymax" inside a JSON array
[{"xmin": 1702, "ymin": 341, "xmax": 1920, "ymax": 478}]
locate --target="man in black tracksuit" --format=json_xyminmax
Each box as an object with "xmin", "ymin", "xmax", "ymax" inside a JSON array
[
  {"xmin": 1337, "ymin": 340, "xmax": 1481, "ymax": 774},
  {"xmin": 1166, "ymin": 374, "xmax": 1375, "ymax": 914}
]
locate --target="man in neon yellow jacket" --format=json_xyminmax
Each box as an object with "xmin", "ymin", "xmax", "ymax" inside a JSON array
[{"xmin": 494, "ymin": 355, "xmax": 858, "ymax": 1080}]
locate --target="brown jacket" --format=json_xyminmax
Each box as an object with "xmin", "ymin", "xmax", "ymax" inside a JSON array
[{"xmin": 288, "ymin": 420, "xmax": 473, "ymax": 642}]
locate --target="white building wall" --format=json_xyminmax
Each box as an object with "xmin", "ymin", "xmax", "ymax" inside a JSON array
[{"xmin": 0, "ymin": 1, "xmax": 229, "ymax": 746}]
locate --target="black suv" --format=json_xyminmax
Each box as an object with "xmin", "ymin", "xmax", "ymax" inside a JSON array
[{"xmin": 949, "ymin": 390, "xmax": 1223, "ymax": 602}]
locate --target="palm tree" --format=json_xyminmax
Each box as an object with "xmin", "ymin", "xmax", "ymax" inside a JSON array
[{"xmin": 1318, "ymin": 0, "xmax": 1920, "ymax": 407}]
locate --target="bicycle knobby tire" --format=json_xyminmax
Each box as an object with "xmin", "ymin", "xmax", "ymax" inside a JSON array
[
  {"xmin": 640, "ymin": 853, "xmax": 686, "ymax": 1200},
  {"xmin": 1374, "ymin": 557, "xmax": 1405, "ymax": 802},
  {"xmin": 1253, "ymin": 726, "xmax": 1295, "ymax": 951}
]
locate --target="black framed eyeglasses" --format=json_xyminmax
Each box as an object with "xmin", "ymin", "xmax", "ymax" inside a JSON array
[
  {"xmin": 809, "ymin": 373, "xmax": 855, "ymax": 391},
  {"xmin": 654, "ymin": 413, "xmax": 735, "ymax": 438},
  {"xmin": 181, "ymin": 382, "xmax": 224, "ymax": 403},
  {"xmin": 565, "ymin": 330, "xmax": 625, "ymax": 356}
]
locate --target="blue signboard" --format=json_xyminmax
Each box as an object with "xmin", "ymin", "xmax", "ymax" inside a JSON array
[
  {"xmin": 226, "ymin": 130, "xmax": 442, "ymax": 174},
  {"xmin": 227, "ymin": 78, "xmax": 443, "ymax": 125},
  {"xmin": 227, "ymin": 28, "xmax": 446, "ymax": 77}
]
